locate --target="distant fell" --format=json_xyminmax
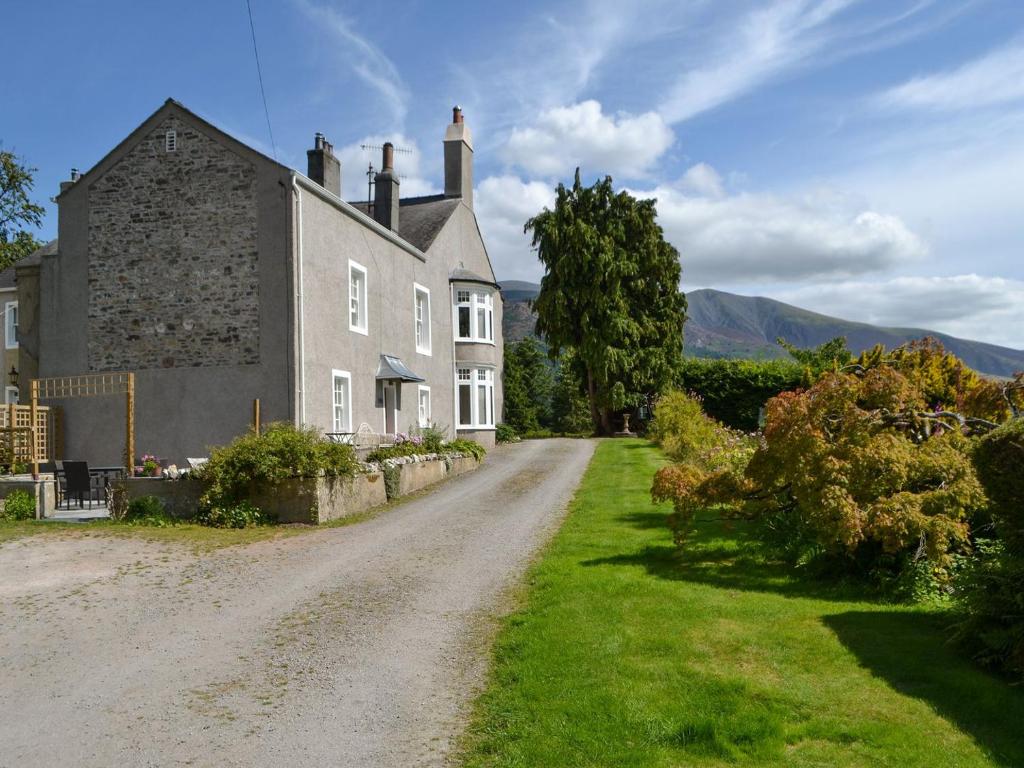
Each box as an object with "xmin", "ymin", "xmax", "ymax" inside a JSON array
[{"xmin": 499, "ymin": 282, "xmax": 1024, "ymax": 378}]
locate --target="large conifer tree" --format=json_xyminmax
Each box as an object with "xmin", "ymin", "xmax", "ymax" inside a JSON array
[{"xmin": 526, "ymin": 170, "xmax": 687, "ymax": 435}]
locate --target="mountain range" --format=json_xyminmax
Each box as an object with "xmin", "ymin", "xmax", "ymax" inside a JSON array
[{"xmin": 499, "ymin": 281, "xmax": 1024, "ymax": 378}]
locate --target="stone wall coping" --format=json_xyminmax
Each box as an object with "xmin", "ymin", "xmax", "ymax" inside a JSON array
[{"xmin": 362, "ymin": 451, "xmax": 477, "ymax": 471}]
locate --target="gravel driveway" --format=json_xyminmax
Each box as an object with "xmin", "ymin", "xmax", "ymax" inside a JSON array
[{"xmin": 0, "ymin": 438, "xmax": 596, "ymax": 768}]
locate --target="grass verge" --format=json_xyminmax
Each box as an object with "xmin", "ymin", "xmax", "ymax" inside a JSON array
[{"xmin": 459, "ymin": 438, "xmax": 1024, "ymax": 768}]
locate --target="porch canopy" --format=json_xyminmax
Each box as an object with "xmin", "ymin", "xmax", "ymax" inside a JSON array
[{"xmin": 375, "ymin": 354, "xmax": 425, "ymax": 383}]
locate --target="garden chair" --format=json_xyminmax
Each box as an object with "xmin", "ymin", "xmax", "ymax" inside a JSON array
[{"xmin": 61, "ymin": 461, "xmax": 102, "ymax": 509}]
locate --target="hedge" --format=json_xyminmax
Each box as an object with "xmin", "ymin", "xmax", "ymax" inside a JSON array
[{"xmin": 676, "ymin": 358, "xmax": 803, "ymax": 430}]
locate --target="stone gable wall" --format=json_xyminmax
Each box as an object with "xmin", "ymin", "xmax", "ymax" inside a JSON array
[{"xmin": 87, "ymin": 116, "xmax": 260, "ymax": 371}]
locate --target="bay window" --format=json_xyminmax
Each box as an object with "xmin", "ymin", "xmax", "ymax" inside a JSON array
[
  {"xmin": 456, "ymin": 366, "xmax": 495, "ymax": 428},
  {"xmin": 454, "ymin": 288, "xmax": 493, "ymax": 343}
]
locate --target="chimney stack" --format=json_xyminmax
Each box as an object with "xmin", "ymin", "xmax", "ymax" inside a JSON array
[
  {"xmin": 373, "ymin": 142, "xmax": 400, "ymax": 231},
  {"xmin": 307, "ymin": 133, "xmax": 341, "ymax": 197},
  {"xmin": 444, "ymin": 105, "xmax": 473, "ymax": 209},
  {"xmin": 59, "ymin": 168, "xmax": 80, "ymax": 195}
]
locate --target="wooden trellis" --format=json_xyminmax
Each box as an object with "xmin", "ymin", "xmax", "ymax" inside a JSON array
[
  {"xmin": 0, "ymin": 405, "xmax": 54, "ymax": 469},
  {"xmin": 29, "ymin": 372, "xmax": 135, "ymax": 478}
]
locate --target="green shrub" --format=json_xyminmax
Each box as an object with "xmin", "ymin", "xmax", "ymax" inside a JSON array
[
  {"xmin": 973, "ymin": 419, "xmax": 1024, "ymax": 554},
  {"xmin": 2, "ymin": 489, "xmax": 35, "ymax": 521},
  {"xmin": 415, "ymin": 424, "xmax": 446, "ymax": 453},
  {"xmin": 446, "ymin": 439, "xmax": 486, "ymax": 461},
  {"xmin": 381, "ymin": 463, "xmax": 401, "ymax": 500},
  {"xmin": 195, "ymin": 422, "xmax": 359, "ymax": 511},
  {"xmin": 196, "ymin": 500, "xmax": 267, "ymax": 529},
  {"xmin": 495, "ymin": 423, "xmax": 519, "ymax": 443},
  {"xmin": 956, "ymin": 419, "xmax": 1024, "ymax": 679},
  {"xmin": 678, "ymin": 358, "xmax": 803, "ymax": 430},
  {"xmin": 649, "ymin": 390, "xmax": 728, "ymax": 466},
  {"xmin": 954, "ymin": 540, "xmax": 1024, "ymax": 681},
  {"xmin": 123, "ymin": 495, "xmax": 177, "ymax": 526}
]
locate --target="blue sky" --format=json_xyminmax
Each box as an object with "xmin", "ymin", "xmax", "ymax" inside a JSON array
[{"xmin": 4, "ymin": 0, "xmax": 1024, "ymax": 347}]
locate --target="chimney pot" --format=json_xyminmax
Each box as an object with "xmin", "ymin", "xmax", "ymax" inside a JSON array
[
  {"xmin": 453, "ymin": 105, "xmax": 463, "ymax": 124},
  {"xmin": 382, "ymin": 142, "xmax": 395, "ymax": 171},
  {"xmin": 70, "ymin": 168, "xmax": 80, "ymax": 182}
]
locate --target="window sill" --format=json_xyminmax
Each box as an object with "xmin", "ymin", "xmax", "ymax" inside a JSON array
[
  {"xmin": 456, "ymin": 425, "xmax": 496, "ymax": 431},
  {"xmin": 349, "ymin": 325, "xmax": 369, "ymax": 337},
  {"xmin": 416, "ymin": 346, "xmax": 432, "ymax": 357},
  {"xmin": 454, "ymin": 338, "xmax": 495, "ymax": 346}
]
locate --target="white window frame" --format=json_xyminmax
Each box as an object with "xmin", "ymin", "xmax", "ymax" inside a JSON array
[
  {"xmin": 331, "ymin": 369, "xmax": 352, "ymax": 433},
  {"xmin": 414, "ymin": 283, "xmax": 431, "ymax": 355},
  {"xmin": 453, "ymin": 287, "xmax": 494, "ymax": 344},
  {"xmin": 4, "ymin": 301, "xmax": 17, "ymax": 349},
  {"xmin": 417, "ymin": 385, "xmax": 431, "ymax": 428},
  {"xmin": 455, "ymin": 365, "xmax": 495, "ymax": 429},
  {"xmin": 4, "ymin": 387, "xmax": 18, "ymax": 405},
  {"xmin": 348, "ymin": 260, "xmax": 368, "ymax": 335}
]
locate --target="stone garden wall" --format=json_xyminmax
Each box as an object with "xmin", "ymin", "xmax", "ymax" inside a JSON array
[{"xmin": 121, "ymin": 453, "xmax": 480, "ymax": 525}]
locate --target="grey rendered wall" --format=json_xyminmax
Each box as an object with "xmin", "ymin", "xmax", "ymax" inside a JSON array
[
  {"xmin": 41, "ymin": 108, "xmax": 294, "ymax": 466},
  {"xmin": 296, "ymin": 188, "xmax": 459, "ymax": 439}
]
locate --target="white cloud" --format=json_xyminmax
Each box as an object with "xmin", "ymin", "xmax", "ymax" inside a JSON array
[
  {"xmin": 474, "ymin": 175, "xmax": 555, "ymax": 281},
  {"xmin": 776, "ymin": 275, "xmax": 1024, "ymax": 349},
  {"xmin": 294, "ymin": 0, "xmax": 409, "ymax": 129},
  {"xmin": 503, "ymin": 100, "xmax": 674, "ymax": 178},
  {"xmin": 679, "ymin": 163, "xmax": 725, "ymax": 198},
  {"xmin": 633, "ymin": 180, "xmax": 927, "ymax": 284},
  {"xmin": 334, "ymin": 135, "xmax": 438, "ymax": 202},
  {"xmin": 658, "ymin": 0, "xmax": 951, "ymax": 124},
  {"xmin": 875, "ymin": 38, "xmax": 1024, "ymax": 112}
]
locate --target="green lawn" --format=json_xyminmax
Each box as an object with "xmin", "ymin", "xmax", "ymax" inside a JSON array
[{"xmin": 460, "ymin": 439, "xmax": 1024, "ymax": 767}]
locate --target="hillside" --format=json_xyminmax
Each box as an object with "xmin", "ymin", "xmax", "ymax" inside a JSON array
[{"xmin": 499, "ymin": 282, "xmax": 1024, "ymax": 378}]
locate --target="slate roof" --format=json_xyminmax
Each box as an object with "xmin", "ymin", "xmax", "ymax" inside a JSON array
[
  {"xmin": 350, "ymin": 195, "xmax": 460, "ymax": 253},
  {"xmin": 0, "ymin": 238, "xmax": 57, "ymax": 289}
]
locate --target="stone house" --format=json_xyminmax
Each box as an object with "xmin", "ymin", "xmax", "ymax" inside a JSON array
[{"xmin": 18, "ymin": 99, "xmax": 503, "ymax": 465}]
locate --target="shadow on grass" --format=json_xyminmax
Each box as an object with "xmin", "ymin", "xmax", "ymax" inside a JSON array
[
  {"xmin": 616, "ymin": 511, "xmax": 672, "ymax": 530},
  {"xmin": 584, "ymin": 517, "xmax": 873, "ymax": 602},
  {"xmin": 582, "ymin": 542, "xmax": 872, "ymax": 602},
  {"xmin": 824, "ymin": 610, "xmax": 1024, "ymax": 766}
]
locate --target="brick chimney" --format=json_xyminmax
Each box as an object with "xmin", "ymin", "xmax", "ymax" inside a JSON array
[
  {"xmin": 307, "ymin": 133, "xmax": 341, "ymax": 197},
  {"xmin": 373, "ymin": 142, "xmax": 400, "ymax": 231},
  {"xmin": 444, "ymin": 106, "xmax": 473, "ymax": 209}
]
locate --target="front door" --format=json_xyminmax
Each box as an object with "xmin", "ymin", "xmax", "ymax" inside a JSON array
[{"xmin": 383, "ymin": 381, "xmax": 398, "ymax": 435}]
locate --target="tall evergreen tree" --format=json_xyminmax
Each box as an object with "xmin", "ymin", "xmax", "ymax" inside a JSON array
[
  {"xmin": 526, "ymin": 169, "xmax": 687, "ymax": 434},
  {"xmin": 502, "ymin": 337, "xmax": 553, "ymax": 433}
]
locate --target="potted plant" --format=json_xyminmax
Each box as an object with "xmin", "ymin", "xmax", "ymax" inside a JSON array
[{"xmin": 140, "ymin": 454, "xmax": 162, "ymax": 477}]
